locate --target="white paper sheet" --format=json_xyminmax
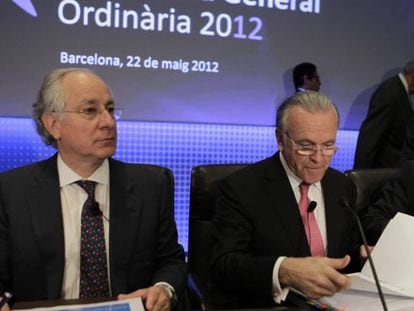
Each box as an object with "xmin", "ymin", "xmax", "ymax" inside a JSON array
[
  {"xmin": 321, "ymin": 213, "xmax": 414, "ymax": 310},
  {"xmin": 350, "ymin": 212, "xmax": 414, "ymax": 297},
  {"xmin": 349, "ymin": 272, "xmax": 412, "ymax": 297},
  {"xmin": 321, "ymin": 289, "xmax": 414, "ymax": 311}
]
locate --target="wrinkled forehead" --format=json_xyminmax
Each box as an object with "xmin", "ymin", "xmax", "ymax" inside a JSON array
[
  {"xmin": 61, "ymin": 71, "xmax": 113, "ymax": 107},
  {"xmin": 286, "ymin": 106, "xmax": 338, "ymax": 137}
]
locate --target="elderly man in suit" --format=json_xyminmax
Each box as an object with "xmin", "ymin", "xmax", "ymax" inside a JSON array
[
  {"xmin": 0, "ymin": 68, "xmax": 186, "ymax": 311},
  {"xmin": 211, "ymin": 91, "xmax": 361, "ymax": 308}
]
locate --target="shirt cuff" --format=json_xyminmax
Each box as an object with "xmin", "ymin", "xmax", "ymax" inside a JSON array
[
  {"xmin": 272, "ymin": 256, "xmax": 290, "ymax": 304},
  {"xmin": 154, "ymin": 282, "xmax": 177, "ymax": 303}
]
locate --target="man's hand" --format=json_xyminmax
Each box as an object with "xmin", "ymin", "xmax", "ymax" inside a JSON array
[
  {"xmin": 279, "ymin": 255, "xmax": 351, "ymax": 299},
  {"xmin": 0, "ymin": 303, "xmax": 10, "ymax": 311},
  {"xmin": 118, "ymin": 286, "xmax": 172, "ymax": 311}
]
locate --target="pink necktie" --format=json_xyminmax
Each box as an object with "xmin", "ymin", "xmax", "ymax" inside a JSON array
[{"xmin": 298, "ymin": 182, "xmax": 325, "ymax": 257}]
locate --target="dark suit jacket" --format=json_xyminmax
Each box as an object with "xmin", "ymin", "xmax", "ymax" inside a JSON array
[
  {"xmin": 354, "ymin": 75, "xmax": 414, "ymax": 169},
  {"xmin": 0, "ymin": 155, "xmax": 186, "ymax": 304},
  {"xmin": 211, "ymin": 153, "xmax": 360, "ymax": 308},
  {"xmin": 361, "ymin": 161, "xmax": 414, "ymax": 245}
]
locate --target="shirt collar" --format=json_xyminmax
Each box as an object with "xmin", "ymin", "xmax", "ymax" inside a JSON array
[
  {"xmin": 57, "ymin": 154, "xmax": 109, "ymax": 187},
  {"xmin": 399, "ymin": 73, "xmax": 410, "ymax": 95}
]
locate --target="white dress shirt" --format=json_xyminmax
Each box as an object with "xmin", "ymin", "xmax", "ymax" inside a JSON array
[
  {"xmin": 399, "ymin": 72, "xmax": 410, "ymax": 95},
  {"xmin": 57, "ymin": 154, "xmax": 111, "ymax": 299}
]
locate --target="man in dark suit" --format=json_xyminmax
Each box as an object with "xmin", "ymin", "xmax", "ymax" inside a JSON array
[
  {"xmin": 293, "ymin": 62, "xmax": 321, "ymax": 92},
  {"xmin": 211, "ymin": 91, "xmax": 361, "ymax": 308},
  {"xmin": 0, "ymin": 68, "xmax": 186, "ymax": 311},
  {"xmin": 354, "ymin": 60, "xmax": 414, "ymax": 169}
]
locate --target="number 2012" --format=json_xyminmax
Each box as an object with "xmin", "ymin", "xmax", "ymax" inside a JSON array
[{"xmin": 200, "ymin": 12, "xmax": 263, "ymax": 40}]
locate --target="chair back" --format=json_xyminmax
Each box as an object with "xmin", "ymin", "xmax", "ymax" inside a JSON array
[
  {"xmin": 344, "ymin": 168, "xmax": 398, "ymax": 212},
  {"xmin": 188, "ymin": 164, "xmax": 246, "ymax": 294}
]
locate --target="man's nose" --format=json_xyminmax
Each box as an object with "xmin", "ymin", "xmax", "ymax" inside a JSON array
[
  {"xmin": 99, "ymin": 109, "xmax": 116, "ymax": 126},
  {"xmin": 309, "ymin": 148, "xmax": 324, "ymax": 162}
]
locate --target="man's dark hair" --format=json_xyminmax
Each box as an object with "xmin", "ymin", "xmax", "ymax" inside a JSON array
[{"xmin": 293, "ymin": 62, "xmax": 317, "ymax": 90}]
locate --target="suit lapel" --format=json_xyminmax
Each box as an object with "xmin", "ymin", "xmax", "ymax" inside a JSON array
[
  {"xmin": 108, "ymin": 159, "xmax": 142, "ymax": 294},
  {"xmin": 27, "ymin": 155, "xmax": 65, "ymax": 299},
  {"xmin": 322, "ymin": 171, "xmax": 343, "ymax": 257},
  {"xmin": 261, "ymin": 153, "xmax": 310, "ymax": 256}
]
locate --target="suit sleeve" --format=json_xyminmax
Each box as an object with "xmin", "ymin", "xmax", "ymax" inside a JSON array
[
  {"xmin": 361, "ymin": 161, "xmax": 414, "ymax": 244},
  {"xmin": 151, "ymin": 169, "xmax": 187, "ymax": 303},
  {"xmin": 354, "ymin": 85, "xmax": 397, "ymax": 169},
  {"xmin": 211, "ymin": 179, "xmax": 276, "ymax": 297}
]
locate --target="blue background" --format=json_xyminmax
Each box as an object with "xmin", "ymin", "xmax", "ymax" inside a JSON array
[{"xmin": 0, "ymin": 117, "xmax": 357, "ymax": 251}]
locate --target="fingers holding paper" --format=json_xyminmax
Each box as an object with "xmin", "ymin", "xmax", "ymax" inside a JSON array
[
  {"xmin": 279, "ymin": 255, "xmax": 351, "ymax": 299},
  {"xmin": 359, "ymin": 245, "xmax": 374, "ymax": 260}
]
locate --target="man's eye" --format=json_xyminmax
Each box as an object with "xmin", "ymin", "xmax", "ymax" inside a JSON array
[
  {"xmin": 82, "ymin": 107, "xmax": 98, "ymax": 115},
  {"xmin": 302, "ymin": 147, "xmax": 315, "ymax": 151},
  {"xmin": 298, "ymin": 145, "xmax": 314, "ymax": 150},
  {"xmin": 106, "ymin": 106, "xmax": 115, "ymax": 113}
]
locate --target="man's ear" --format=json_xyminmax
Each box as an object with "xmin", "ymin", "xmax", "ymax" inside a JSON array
[{"xmin": 41, "ymin": 112, "xmax": 61, "ymax": 140}]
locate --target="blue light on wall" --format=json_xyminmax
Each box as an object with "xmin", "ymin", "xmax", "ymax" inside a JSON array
[{"xmin": 0, "ymin": 117, "xmax": 358, "ymax": 250}]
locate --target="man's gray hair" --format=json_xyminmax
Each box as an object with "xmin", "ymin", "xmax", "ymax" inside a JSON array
[
  {"xmin": 32, "ymin": 67, "xmax": 93, "ymax": 148},
  {"xmin": 276, "ymin": 91, "xmax": 339, "ymax": 131}
]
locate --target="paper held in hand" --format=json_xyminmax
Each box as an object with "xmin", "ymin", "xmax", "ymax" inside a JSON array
[{"xmin": 349, "ymin": 212, "xmax": 414, "ymax": 297}]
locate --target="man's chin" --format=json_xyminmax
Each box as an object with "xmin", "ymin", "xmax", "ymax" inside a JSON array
[
  {"xmin": 303, "ymin": 171, "xmax": 325, "ymax": 184},
  {"xmin": 97, "ymin": 146, "xmax": 116, "ymax": 159}
]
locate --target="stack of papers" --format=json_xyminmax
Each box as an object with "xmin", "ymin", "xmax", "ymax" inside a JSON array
[{"xmin": 322, "ymin": 213, "xmax": 414, "ymax": 310}]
